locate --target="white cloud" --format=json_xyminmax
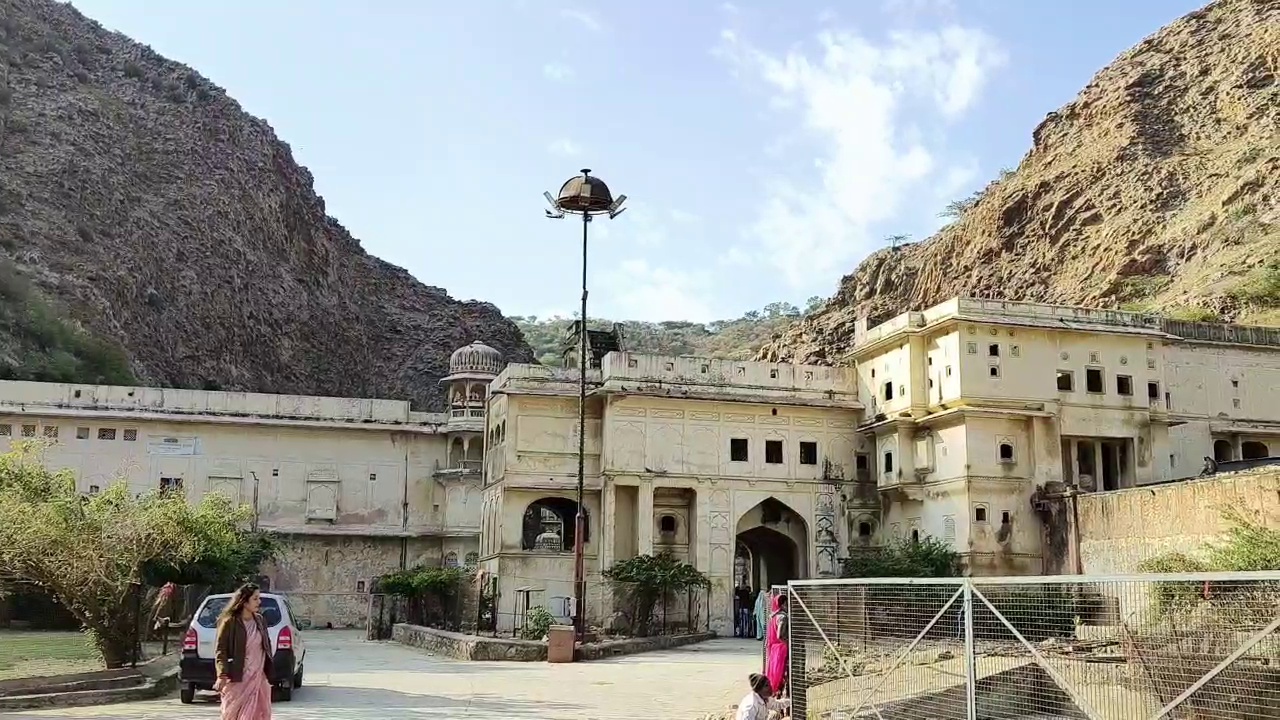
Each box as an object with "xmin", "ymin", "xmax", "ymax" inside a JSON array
[
  {"xmin": 720, "ymin": 2, "xmax": 740, "ymax": 13},
  {"xmin": 603, "ymin": 259, "xmax": 715, "ymax": 322},
  {"xmin": 716, "ymin": 24, "xmax": 1004, "ymax": 288},
  {"xmin": 668, "ymin": 208, "xmax": 700, "ymax": 225},
  {"xmin": 542, "ymin": 62, "xmax": 575, "ymax": 82},
  {"xmin": 560, "ymin": 8, "xmax": 603, "ymax": 32},
  {"xmin": 548, "ymin": 138, "xmax": 583, "ymax": 156}
]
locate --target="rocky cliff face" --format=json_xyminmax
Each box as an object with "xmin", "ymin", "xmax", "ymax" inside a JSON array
[
  {"xmin": 0, "ymin": 0, "xmax": 532, "ymax": 409},
  {"xmin": 761, "ymin": 0, "xmax": 1280, "ymax": 364}
]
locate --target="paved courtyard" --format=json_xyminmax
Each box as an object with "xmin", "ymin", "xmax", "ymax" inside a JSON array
[{"xmin": 8, "ymin": 631, "xmax": 759, "ymax": 719}]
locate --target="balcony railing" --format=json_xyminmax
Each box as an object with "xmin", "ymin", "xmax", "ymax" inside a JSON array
[
  {"xmin": 433, "ymin": 459, "xmax": 483, "ymax": 477},
  {"xmin": 449, "ymin": 407, "xmax": 486, "ymax": 418}
]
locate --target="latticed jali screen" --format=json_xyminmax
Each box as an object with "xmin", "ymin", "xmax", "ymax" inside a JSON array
[{"xmin": 786, "ymin": 572, "xmax": 1280, "ymax": 720}]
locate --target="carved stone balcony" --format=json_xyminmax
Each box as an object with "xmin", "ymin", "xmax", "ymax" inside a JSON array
[{"xmin": 433, "ymin": 459, "xmax": 483, "ymax": 482}]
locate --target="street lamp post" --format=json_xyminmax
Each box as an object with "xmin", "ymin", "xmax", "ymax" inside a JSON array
[{"xmin": 544, "ymin": 169, "xmax": 626, "ymax": 640}]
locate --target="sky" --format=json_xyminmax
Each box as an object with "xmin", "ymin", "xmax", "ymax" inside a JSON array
[{"xmin": 68, "ymin": 0, "xmax": 1206, "ymax": 324}]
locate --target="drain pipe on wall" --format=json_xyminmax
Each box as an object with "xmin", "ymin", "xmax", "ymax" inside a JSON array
[{"xmin": 1069, "ymin": 488, "xmax": 1084, "ymax": 576}]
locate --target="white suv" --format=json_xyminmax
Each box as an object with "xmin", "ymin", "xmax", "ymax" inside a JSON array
[{"xmin": 178, "ymin": 592, "xmax": 307, "ymax": 703}]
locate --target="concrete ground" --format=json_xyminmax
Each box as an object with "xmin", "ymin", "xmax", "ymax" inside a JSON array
[{"xmin": 7, "ymin": 631, "xmax": 760, "ymax": 720}]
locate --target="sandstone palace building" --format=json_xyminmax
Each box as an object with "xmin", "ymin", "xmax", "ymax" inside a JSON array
[{"xmin": 3, "ymin": 298, "xmax": 1279, "ymax": 633}]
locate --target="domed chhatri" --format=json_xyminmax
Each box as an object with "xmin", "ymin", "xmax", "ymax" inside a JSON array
[{"xmin": 445, "ymin": 341, "xmax": 504, "ymax": 381}]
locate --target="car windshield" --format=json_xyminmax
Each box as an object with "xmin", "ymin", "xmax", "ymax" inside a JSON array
[{"xmin": 196, "ymin": 596, "xmax": 283, "ymax": 628}]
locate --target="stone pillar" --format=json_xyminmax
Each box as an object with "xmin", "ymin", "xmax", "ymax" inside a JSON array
[
  {"xmin": 908, "ymin": 335, "xmax": 929, "ymax": 416},
  {"xmin": 1232, "ymin": 434, "xmax": 1244, "ymax": 461},
  {"xmin": 1069, "ymin": 439, "xmax": 1080, "ymax": 485},
  {"xmin": 896, "ymin": 424, "xmax": 915, "ymax": 482},
  {"xmin": 1034, "ymin": 416, "xmax": 1062, "ymax": 484},
  {"xmin": 1093, "ymin": 442, "xmax": 1105, "ymax": 490},
  {"xmin": 637, "ymin": 481, "xmax": 654, "ymax": 556},
  {"xmin": 601, "ymin": 481, "xmax": 616, "ymax": 570}
]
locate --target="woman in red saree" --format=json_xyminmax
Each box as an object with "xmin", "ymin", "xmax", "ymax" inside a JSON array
[{"xmin": 764, "ymin": 593, "xmax": 789, "ymax": 697}]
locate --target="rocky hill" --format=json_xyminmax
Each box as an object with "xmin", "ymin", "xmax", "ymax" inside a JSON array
[
  {"xmin": 0, "ymin": 0, "xmax": 532, "ymax": 409},
  {"xmin": 761, "ymin": 0, "xmax": 1280, "ymax": 364},
  {"xmin": 512, "ymin": 300, "xmax": 822, "ymax": 366}
]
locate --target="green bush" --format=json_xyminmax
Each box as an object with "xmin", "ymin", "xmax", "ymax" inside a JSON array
[
  {"xmin": 842, "ymin": 536, "xmax": 962, "ymax": 578},
  {"xmin": 604, "ymin": 553, "xmax": 709, "ymax": 636},
  {"xmin": 1139, "ymin": 506, "xmax": 1280, "ymax": 615},
  {"xmin": 379, "ymin": 566, "xmax": 467, "ymax": 598},
  {"xmin": 1229, "ymin": 263, "xmax": 1280, "ymax": 307},
  {"xmin": 521, "ymin": 606, "xmax": 553, "ymax": 640}
]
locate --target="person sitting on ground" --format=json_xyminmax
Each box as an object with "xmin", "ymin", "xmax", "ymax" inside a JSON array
[{"xmin": 735, "ymin": 672, "xmax": 785, "ymax": 720}]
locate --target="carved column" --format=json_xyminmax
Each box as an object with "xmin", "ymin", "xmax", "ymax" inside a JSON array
[
  {"xmin": 637, "ymin": 480, "xmax": 654, "ymax": 556},
  {"xmin": 705, "ymin": 486, "xmax": 733, "ymax": 635},
  {"xmin": 814, "ymin": 483, "xmax": 839, "ymax": 578}
]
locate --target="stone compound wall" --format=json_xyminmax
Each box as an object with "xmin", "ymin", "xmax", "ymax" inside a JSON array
[
  {"xmin": 262, "ymin": 534, "xmax": 445, "ymax": 628},
  {"xmin": 1070, "ymin": 469, "xmax": 1280, "ymax": 575}
]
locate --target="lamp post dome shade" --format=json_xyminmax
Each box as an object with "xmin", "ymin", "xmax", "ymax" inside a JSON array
[{"xmin": 555, "ymin": 169, "xmax": 615, "ymax": 214}]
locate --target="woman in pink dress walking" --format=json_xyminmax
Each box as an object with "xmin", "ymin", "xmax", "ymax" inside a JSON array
[{"xmin": 213, "ymin": 584, "xmax": 274, "ymax": 720}]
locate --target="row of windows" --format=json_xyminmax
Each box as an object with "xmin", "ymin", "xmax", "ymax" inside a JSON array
[
  {"xmin": 728, "ymin": 438, "xmax": 820, "ymax": 465},
  {"xmin": 1055, "ymin": 368, "xmax": 1161, "ymax": 400},
  {"xmin": 0, "ymin": 424, "xmax": 138, "ymax": 441}
]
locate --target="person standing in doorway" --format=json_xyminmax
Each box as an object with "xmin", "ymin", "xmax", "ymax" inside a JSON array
[
  {"xmin": 753, "ymin": 588, "xmax": 767, "ymax": 641},
  {"xmin": 735, "ymin": 584, "xmax": 753, "ymax": 637},
  {"xmin": 213, "ymin": 583, "xmax": 273, "ymax": 720}
]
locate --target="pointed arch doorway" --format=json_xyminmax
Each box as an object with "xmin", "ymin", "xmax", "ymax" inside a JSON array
[{"xmin": 734, "ymin": 497, "xmax": 808, "ymax": 592}]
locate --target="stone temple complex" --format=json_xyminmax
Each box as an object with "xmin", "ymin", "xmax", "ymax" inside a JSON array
[{"xmin": 2, "ymin": 297, "xmax": 1279, "ymax": 634}]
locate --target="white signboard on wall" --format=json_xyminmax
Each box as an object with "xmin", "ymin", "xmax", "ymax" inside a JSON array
[{"xmin": 147, "ymin": 435, "xmax": 200, "ymax": 456}]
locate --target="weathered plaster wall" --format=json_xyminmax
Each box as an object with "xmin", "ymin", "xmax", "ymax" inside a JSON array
[
  {"xmin": 1069, "ymin": 469, "xmax": 1280, "ymax": 576},
  {"xmin": 0, "ymin": 412, "xmax": 462, "ymax": 535}
]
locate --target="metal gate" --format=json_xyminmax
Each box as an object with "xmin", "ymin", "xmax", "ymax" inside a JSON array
[{"xmin": 786, "ymin": 571, "xmax": 1280, "ymax": 719}]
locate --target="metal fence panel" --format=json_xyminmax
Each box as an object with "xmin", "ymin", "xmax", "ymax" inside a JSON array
[{"xmin": 787, "ymin": 572, "xmax": 1280, "ymax": 720}]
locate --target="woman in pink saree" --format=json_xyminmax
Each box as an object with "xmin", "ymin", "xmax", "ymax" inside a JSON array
[
  {"xmin": 213, "ymin": 584, "xmax": 273, "ymax": 720},
  {"xmin": 764, "ymin": 593, "xmax": 789, "ymax": 697}
]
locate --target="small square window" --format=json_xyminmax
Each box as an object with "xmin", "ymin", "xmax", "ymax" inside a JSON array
[
  {"xmin": 627, "ymin": 357, "xmax": 638, "ymax": 368},
  {"xmin": 0, "ymin": 425, "xmax": 11, "ymax": 437},
  {"xmin": 1233, "ymin": 398, "xmax": 1241, "ymax": 409},
  {"xmin": 975, "ymin": 506, "xmax": 988, "ymax": 522},
  {"xmin": 1056, "ymin": 371, "xmax": 1074, "ymax": 392},
  {"xmin": 88, "ymin": 484, "xmax": 100, "ymax": 494},
  {"xmin": 1010, "ymin": 345, "xmax": 1021, "ymax": 358},
  {"xmin": 966, "ymin": 342, "xmax": 978, "ymax": 355},
  {"xmin": 998, "ymin": 442, "xmax": 1015, "ymax": 462},
  {"xmin": 989, "ymin": 365, "xmax": 1001, "ymax": 378},
  {"xmin": 21, "ymin": 424, "xmax": 36, "ymax": 438},
  {"xmin": 729, "ymin": 438, "xmax": 749, "ymax": 462},
  {"xmin": 855, "ymin": 454, "xmax": 868, "ymax": 470},
  {"xmin": 97, "ymin": 428, "xmax": 117, "ymax": 440},
  {"xmin": 42, "ymin": 425, "xmax": 59, "ymax": 439},
  {"xmin": 988, "ymin": 344, "xmax": 1000, "ymax": 357},
  {"xmin": 159, "ymin": 477, "xmax": 183, "ymax": 493},
  {"xmin": 1089, "ymin": 351, "xmax": 1101, "ymax": 364},
  {"xmin": 736, "ymin": 366, "xmax": 745, "ymax": 376},
  {"xmin": 1086, "ymin": 368, "xmax": 1104, "ymax": 393},
  {"xmin": 883, "ymin": 452, "xmax": 894, "ymax": 473},
  {"xmin": 945, "ymin": 365, "xmax": 952, "ymax": 377},
  {"xmin": 664, "ymin": 362, "xmax": 674, "ymax": 371},
  {"xmin": 1231, "ymin": 379, "xmax": 1239, "ymax": 388},
  {"xmin": 883, "ymin": 382, "xmax": 894, "ymax": 400},
  {"xmin": 765, "ymin": 440, "xmax": 784, "ymax": 465},
  {"xmin": 122, "ymin": 428, "xmax": 137, "ymax": 441},
  {"xmin": 1116, "ymin": 375, "xmax": 1133, "ymax": 396},
  {"xmin": 799, "ymin": 441, "xmax": 818, "ymax": 466},
  {"xmin": 272, "ymin": 468, "xmax": 280, "ymax": 477},
  {"xmin": 702, "ymin": 364, "xmax": 709, "ymax": 373},
  {"xmin": 369, "ymin": 473, "xmax": 377, "ymax": 481},
  {"xmin": 1001, "ymin": 511, "xmax": 1010, "ymax": 524},
  {"xmin": 769, "ymin": 368, "xmax": 778, "ymax": 379}
]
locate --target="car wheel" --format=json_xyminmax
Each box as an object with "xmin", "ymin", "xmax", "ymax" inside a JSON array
[
  {"xmin": 180, "ymin": 684, "xmax": 196, "ymax": 704},
  {"xmin": 276, "ymin": 682, "xmax": 293, "ymax": 702},
  {"xmin": 293, "ymin": 666, "xmax": 303, "ymax": 688}
]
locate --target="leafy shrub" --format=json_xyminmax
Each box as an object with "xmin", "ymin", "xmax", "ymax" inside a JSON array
[
  {"xmin": 521, "ymin": 606, "xmax": 553, "ymax": 640},
  {"xmin": 1230, "ymin": 263, "xmax": 1280, "ymax": 308},
  {"xmin": 604, "ymin": 553, "xmax": 709, "ymax": 636},
  {"xmin": 842, "ymin": 536, "xmax": 962, "ymax": 578},
  {"xmin": 1139, "ymin": 507, "xmax": 1280, "ymax": 615}
]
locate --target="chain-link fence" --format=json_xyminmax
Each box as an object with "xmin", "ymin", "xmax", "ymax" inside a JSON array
[
  {"xmin": 786, "ymin": 571, "xmax": 1280, "ymax": 720},
  {"xmin": 0, "ymin": 580, "xmax": 201, "ymax": 682}
]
